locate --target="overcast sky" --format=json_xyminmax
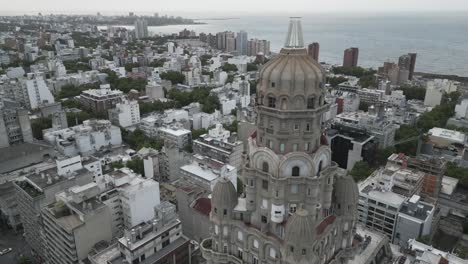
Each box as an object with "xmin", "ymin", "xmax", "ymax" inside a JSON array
[{"xmin": 1, "ymin": 0, "xmax": 468, "ymax": 15}]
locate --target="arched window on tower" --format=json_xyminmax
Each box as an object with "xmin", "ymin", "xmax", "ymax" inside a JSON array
[
  {"xmin": 281, "ymin": 98, "xmax": 287, "ymax": 110},
  {"xmin": 307, "ymin": 97, "xmax": 315, "ymax": 109},
  {"xmin": 292, "ymin": 166, "xmax": 300, "ymax": 176},
  {"xmin": 268, "ymin": 96, "xmax": 276, "ymax": 108},
  {"xmin": 318, "ymin": 161, "xmax": 323, "ymax": 175},
  {"xmin": 262, "ymin": 162, "xmax": 269, "ymax": 173}
]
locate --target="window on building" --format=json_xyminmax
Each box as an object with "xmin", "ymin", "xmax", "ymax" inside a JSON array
[
  {"xmin": 261, "ymin": 215, "xmax": 268, "ymax": 223},
  {"xmin": 262, "ymin": 162, "xmax": 269, "ymax": 173},
  {"xmin": 253, "ymin": 239, "xmax": 259, "ymax": 249},
  {"xmin": 305, "ymin": 142, "xmax": 310, "ymax": 151},
  {"xmin": 280, "ymin": 143, "xmax": 285, "ymax": 153},
  {"xmin": 223, "ymin": 244, "xmax": 228, "ymax": 253},
  {"xmin": 306, "ymin": 123, "xmax": 311, "ymax": 131},
  {"xmin": 291, "ymin": 185, "xmax": 299, "ymax": 194},
  {"xmin": 270, "ymin": 248, "xmax": 277, "ymax": 258},
  {"xmin": 268, "ymin": 140, "xmax": 274, "ymax": 149},
  {"xmin": 238, "ymin": 248, "xmax": 243, "ymax": 259},
  {"xmin": 318, "ymin": 161, "xmax": 323, "ymax": 174},
  {"xmin": 262, "ymin": 180, "xmax": 268, "ymax": 190},
  {"xmin": 214, "ymin": 225, "xmax": 219, "ymax": 234},
  {"xmin": 268, "ymin": 96, "xmax": 276, "ymax": 108},
  {"xmin": 292, "ymin": 166, "xmax": 300, "ymax": 176},
  {"xmin": 253, "ymin": 257, "xmax": 259, "ymax": 264},
  {"xmin": 238, "ymin": 231, "xmax": 243, "ymax": 241},
  {"xmin": 294, "ymin": 123, "xmax": 299, "ymax": 130},
  {"xmin": 262, "ymin": 199, "xmax": 268, "ymax": 209},
  {"xmin": 302, "ymin": 249, "xmax": 307, "ymax": 255},
  {"xmin": 223, "ymin": 226, "xmax": 228, "ymax": 236},
  {"xmin": 223, "ymin": 209, "xmax": 227, "ymax": 215},
  {"xmin": 290, "ymin": 246, "xmax": 294, "ymax": 253},
  {"xmin": 307, "ymin": 97, "xmax": 315, "ymax": 109},
  {"xmin": 271, "ymin": 82, "xmax": 276, "ymax": 88},
  {"xmin": 293, "ymin": 144, "xmax": 299, "ymax": 151}
]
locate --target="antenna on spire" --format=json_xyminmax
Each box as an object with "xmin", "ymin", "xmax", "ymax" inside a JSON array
[{"xmin": 284, "ymin": 17, "xmax": 304, "ymax": 49}]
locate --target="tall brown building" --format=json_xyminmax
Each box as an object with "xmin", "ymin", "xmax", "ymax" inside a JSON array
[
  {"xmin": 343, "ymin": 47, "xmax": 359, "ymax": 67},
  {"xmin": 398, "ymin": 53, "xmax": 417, "ymax": 80},
  {"xmin": 408, "ymin": 53, "xmax": 417, "ymax": 80},
  {"xmin": 308, "ymin": 42, "xmax": 320, "ymax": 61}
]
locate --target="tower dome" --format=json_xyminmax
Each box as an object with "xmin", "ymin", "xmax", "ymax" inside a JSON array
[
  {"xmin": 257, "ymin": 17, "xmax": 325, "ymax": 111},
  {"xmin": 211, "ymin": 177, "xmax": 238, "ymax": 215},
  {"xmin": 284, "ymin": 208, "xmax": 316, "ymax": 244},
  {"xmin": 255, "ymin": 18, "xmax": 329, "ymax": 154},
  {"xmin": 334, "ymin": 175, "xmax": 359, "ymax": 216}
]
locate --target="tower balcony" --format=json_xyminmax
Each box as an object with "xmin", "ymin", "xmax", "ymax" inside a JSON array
[{"xmin": 200, "ymin": 238, "xmax": 243, "ymax": 264}]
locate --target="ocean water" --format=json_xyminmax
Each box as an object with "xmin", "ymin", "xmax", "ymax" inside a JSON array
[{"xmin": 131, "ymin": 13, "xmax": 466, "ymax": 77}]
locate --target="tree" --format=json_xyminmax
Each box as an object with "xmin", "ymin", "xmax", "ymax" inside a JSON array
[
  {"xmin": 149, "ymin": 58, "xmax": 166, "ymax": 68},
  {"xmin": 124, "ymin": 62, "xmax": 140, "ymax": 72},
  {"xmin": 160, "ymin": 71, "xmax": 185, "ymax": 85},
  {"xmin": 445, "ymin": 162, "xmax": 468, "ymax": 189},
  {"xmin": 221, "ymin": 63, "xmax": 238, "ymax": 72},
  {"xmin": 31, "ymin": 117, "xmax": 52, "ymax": 140},
  {"xmin": 57, "ymin": 83, "xmax": 99, "ymax": 99},
  {"xmin": 226, "ymin": 74, "xmax": 234, "ymax": 84},
  {"xmin": 332, "ymin": 66, "xmax": 376, "ymax": 78},
  {"xmin": 224, "ymin": 120, "xmax": 238, "ymax": 134},
  {"xmin": 17, "ymin": 256, "xmax": 33, "ymax": 264},
  {"xmin": 63, "ymin": 60, "xmax": 91, "ymax": 73},
  {"xmin": 111, "ymin": 160, "xmax": 125, "ymax": 170},
  {"xmin": 376, "ymin": 147, "xmax": 396, "ymax": 166},
  {"xmin": 66, "ymin": 111, "xmax": 91, "ymax": 126},
  {"xmin": 327, "ymin": 76, "xmax": 348, "ymax": 88},
  {"xmin": 349, "ymin": 161, "xmax": 373, "ymax": 182},
  {"xmin": 358, "ymin": 74, "xmax": 375, "ymax": 88},
  {"xmin": 397, "ymin": 85, "xmax": 426, "ymax": 100},
  {"xmin": 200, "ymin": 55, "xmax": 212, "ymax": 66},
  {"xmin": 416, "ymin": 235, "xmax": 431, "ymax": 244},
  {"xmin": 247, "ymin": 63, "xmax": 258, "ymax": 72},
  {"xmin": 126, "ymin": 157, "xmax": 145, "ymax": 176},
  {"xmin": 359, "ymin": 101, "xmax": 370, "ymax": 111},
  {"xmin": 192, "ymin": 128, "xmax": 208, "ymax": 140}
]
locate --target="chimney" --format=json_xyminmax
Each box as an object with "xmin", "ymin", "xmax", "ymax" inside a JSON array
[
  {"xmin": 131, "ymin": 229, "xmax": 136, "ymax": 242},
  {"xmin": 152, "ymin": 219, "xmax": 158, "ymax": 232},
  {"xmin": 47, "ymin": 175, "xmax": 52, "ymax": 185},
  {"xmin": 138, "ymin": 226, "xmax": 143, "ymax": 239},
  {"xmin": 87, "ymin": 202, "xmax": 93, "ymax": 211},
  {"xmin": 40, "ymin": 173, "xmax": 45, "ymax": 179}
]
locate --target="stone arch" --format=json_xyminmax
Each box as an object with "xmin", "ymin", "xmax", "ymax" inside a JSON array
[
  {"xmin": 266, "ymin": 93, "xmax": 277, "ymax": 108},
  {"xmin": 293, "ymin": 95, "xmax": 305, "ymax": 110},
  {"xmin": 279, "ymin": 152, "xmax": 315, "ymax": 178},
  {"xmin": 263, "ymin": 241, "xmax": 280, "ymax": 259},
  {"xmin": 313, "ymin": 147, "xmax": 332, "ymax": 176},
  {"xmin": 278, "ymin": 95, "xmax": 289, "ymax": 110},
  {"xmin": 251, "ymin": 149, "xmax": 280, "ymax": 177}
]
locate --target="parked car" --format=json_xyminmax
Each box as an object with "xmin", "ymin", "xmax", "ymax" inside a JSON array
[{"xmin": 0, "ymin": 248, "xmax": 12, "ymax": 256}]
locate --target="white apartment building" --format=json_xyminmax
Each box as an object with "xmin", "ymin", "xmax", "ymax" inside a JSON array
[
  {"xmin": 424, "ymin": 86, "xmax": 444, "ymax": 107},
  {"xmin": 21, "ymin": 73, "xmax": 55, "ymax": 109},
  {"xmin": 44, "ymin": 119, "xmax": 122, "ymax": 157},
  {"xmin": 158, "ymin": 125, "xmax": 191, "ymax": 149},
  {"xmin": 180, "ymin": 154, "xmax": 237, "ymax": 192},
  {"xmin": 108, "ymin": 99, "xmax": 141, "ymax": 128},
  {"xmin": 100, "ymin": 168, "xmax": 161, "ymax": 238}
]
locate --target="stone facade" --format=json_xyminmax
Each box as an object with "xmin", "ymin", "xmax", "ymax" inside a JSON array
[{"xmin": 201, "ymin": 18, "xmax": 359, "ymax": 264}]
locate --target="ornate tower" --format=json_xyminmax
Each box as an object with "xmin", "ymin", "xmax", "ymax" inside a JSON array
[{"xmin": 201, "ymin": 18, "xmax": 359, "ymax": 264}]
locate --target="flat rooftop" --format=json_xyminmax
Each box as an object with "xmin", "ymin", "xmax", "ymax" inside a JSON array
[
  {"xmin": 349, "ymin": 225, "xmax": 388, "ymax": 264},
  {"xmin": 181, "ymin": 162, "xmax": 219, "ymax": 182}
]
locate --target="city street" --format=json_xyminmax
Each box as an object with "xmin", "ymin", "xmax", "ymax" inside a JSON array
[{"xmin": 0, "ymin": 227, "xmax": 31, "ymax": 264}]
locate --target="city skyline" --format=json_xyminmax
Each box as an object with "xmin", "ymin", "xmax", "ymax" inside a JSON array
[{"xmin": 1, "ymin": 0, "xmax": 468, "ymax": 15}]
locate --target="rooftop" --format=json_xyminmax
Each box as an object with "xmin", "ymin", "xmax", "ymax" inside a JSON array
[
  {"xmin": 428, "ymin": 127, "xmax": 466, "ymax": 145},
  {"xmin": 349, "ymin": 225, "xmax": 388, "ymax": 264},
  {"xmin": 158, "ymin": 126, "xmax": 191, "ymax": 137},
  {"xmin": 399, "ymin": 196, "xmax": 434, "ymax": 222}
]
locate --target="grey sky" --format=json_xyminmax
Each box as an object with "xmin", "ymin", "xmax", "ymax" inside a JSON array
[{"xmin": 1, "ymin": 0, "xmax": 468, "ymax": 15}]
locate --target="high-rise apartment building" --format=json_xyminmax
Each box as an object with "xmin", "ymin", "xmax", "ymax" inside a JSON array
[
  {"xmin": 108, "ymin": 98, "xmax": 141, "ymax": 128},
  {"xmin": 134, "ymin": 18, "xmax": 149, "ymax": 39},
  {"xmin": 201, "ymin": 18, "xmax": 358, "ymax": 264},
  {"xmin": 408, "ymin": 53, "xmax": 417, "ymax": 80},
  {"xmin": 308, "ymin": 42, "xmax": 320, "ymax": 61},
  {"xmin": 247, "ymin": 39, "xmax": 271, "ymax": 56},
  {"xmin": 0, "ymin": 103, "xmax": 33, "ymax": 148},
  {"xmin": 21, "ymin": 73, "xmax": 55, "ymax": 109},
  {"xmin": 236, "ymin": 30, "xmax": 248, "ymax": 55},
  {"xmin": 79, "ymin": 84, "xmax": 123, "ymax": 113},
  {"xmin": 343, "ymin": 47, "xmax": 359, "ymax": 67}
]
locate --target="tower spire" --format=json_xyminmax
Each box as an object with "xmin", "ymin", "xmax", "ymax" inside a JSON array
[{"xmin": 284, "ymin": 17, "xmax": 304, "ymax": 49}]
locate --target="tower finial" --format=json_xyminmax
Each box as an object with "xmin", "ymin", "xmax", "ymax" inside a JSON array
[{"xmin": 284, "ymin": 17, "xmax": 304, "ymax": 49}]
